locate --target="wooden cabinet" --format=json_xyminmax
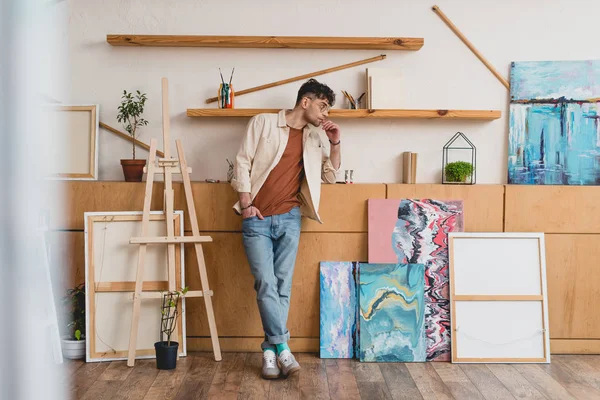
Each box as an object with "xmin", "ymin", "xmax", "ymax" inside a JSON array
[{"xmin": 49, "ymin": 182, "xmax": 599, "ymax": 353}]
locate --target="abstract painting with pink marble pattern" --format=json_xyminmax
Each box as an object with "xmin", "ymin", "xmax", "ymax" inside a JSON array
[{"xmin": 368, "ymin": 198, "xmax": 464, "ymax": 361}]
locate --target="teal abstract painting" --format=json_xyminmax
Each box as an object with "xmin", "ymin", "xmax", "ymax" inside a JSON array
[
  {"xmin": 359, "ymin": 263, "xmax": 426, "ymax": 362},
  {"xmin": 320, "ymin": 261, "xmax": 357, "ymax": 358},
  {"xmin": 509, "ymin": 60, "xmax": 600, "ymax": 185}
]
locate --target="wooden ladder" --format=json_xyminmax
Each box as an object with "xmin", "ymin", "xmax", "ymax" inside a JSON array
[{"xmin": 126, "ymin": 77, "xmax": 222, "ymax": 367}]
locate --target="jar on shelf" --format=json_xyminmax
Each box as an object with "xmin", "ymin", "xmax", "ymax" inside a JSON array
[{"xmin": 218, "ymin": 83, "xmax": 234, "ymax": 109}]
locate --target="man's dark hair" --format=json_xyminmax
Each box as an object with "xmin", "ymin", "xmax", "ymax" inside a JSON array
[{"xmin": 295, "ymin": 78, "xmax": 336, "ymax": 107}]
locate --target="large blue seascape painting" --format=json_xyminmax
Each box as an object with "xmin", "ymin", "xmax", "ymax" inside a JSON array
[{"xmin": 508, "ymin": 60, "xmax": 600, "ymax": 185}]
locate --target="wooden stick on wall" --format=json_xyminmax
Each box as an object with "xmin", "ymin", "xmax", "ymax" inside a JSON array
[
  {"xmin": 205, "ymin": 54, "xmax": 387, "ymax": 104},
  {"xmin": 100, "ymin": 122, "xmax": 165, "ymax": 158},
  {"xmin": 432, "ymin": 5, "xmax": 510, "ymax": 90}
]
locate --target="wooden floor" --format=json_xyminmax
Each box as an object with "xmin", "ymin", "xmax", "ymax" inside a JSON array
[{"xmin": 65, "ymin": 353, "xmax": 600, "ymax": 399}]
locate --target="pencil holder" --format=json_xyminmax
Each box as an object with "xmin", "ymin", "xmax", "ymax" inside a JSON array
[{"xmin": 218, "ymin": 83, "xmax": 234, "ymax": 109}]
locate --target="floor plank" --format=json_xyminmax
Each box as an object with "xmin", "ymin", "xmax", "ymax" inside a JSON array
[
  {"xmin": 460, "ymin": 365, "xmax": 515, "ymax": 400},
  {"xmin": 325, "ymin": 359, "xmax": 360, "ymax": 400},
  {"xmin": 582, "ymin": 356, "xmax": 600, "ymax": 372},
  {"xmin": 298, "ymin": 354, "xmax": 329, "ymax": 400},
  {"xmin": 353, "ymin": 363, "xmax": 392, "ymax": 399},
  {"xmin": 82, "ymin": 379, "xmax": 125, "ymax": 400},
  {"xmin": 240, "ymin": 353, "xmax": 272, "ymax": 400},
  {"xmin": 68, "ymin": 354, "xmax": 600, "ymax": 400},
  {"xmin": 379, "ymin": 363, "xmax": 423, "ymax": 400},
  {"xmin": 207, "ymin": 352, "xmax": 246, "ymax": 399},
  {"xmin": 556, "ymin": 356, "xmax": 600, "ymax": 390},
  {"xmin": 513, "ymin": 364, "xmax": 575, "ymax": 400},
  {"xmin": 59, "ymin": 359, "xmax": 85, "ymax": 395},
  {"xmin": 143, "ymin": 355, "xmax": 194, "ymax": 400},
  {"xmin": 268, "ymin": 372, "xmax": 299, "ymax": 400},
  {"xmin": 537, "ymin": 359, "xmax": 600, "ymax": 400},
  {"xmin": 173, "ymin": 353, "xmax": 218, "ymax": 400},
  {"xmin": 405, "ymin": 363, "xmax": 453, "ymax": 400},
  {"xmin": 432, "ymin": 362, "xmax": 485, "ymax": 400},
  {"xmin": 61, "ymin": 359, "xmax": 85, "ymax": 381},
  {"xmin": 487, "ymin": 364, "xmax": 546, "ymax": 400},
  {"xmin": 114, "ymin": 359, "xmax": 160, "ymax": 400},
  {"xmin": 70, "ymin": 361, "xmax": 110, "ymax": 399},
  {"xmin": 99, "ymin": 361, "xmax": 134, "ymax": 382}
]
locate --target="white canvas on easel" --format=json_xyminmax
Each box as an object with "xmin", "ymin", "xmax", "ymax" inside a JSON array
[{"xmin": 449, "ymin": 232, "xmax": 550, "ymax": 363}]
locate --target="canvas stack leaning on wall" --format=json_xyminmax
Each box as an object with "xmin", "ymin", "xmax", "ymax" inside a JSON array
[
  {"xmin": 319, "ymin": 199, "xmax": 464, "ymax": 362},
  {"xmin": 321, "ymin": 199, "xmax": 463, "ymax": 361},
  {"xmin": 319, "ymin": 202, "xmax": 550, "ymax": 363}
]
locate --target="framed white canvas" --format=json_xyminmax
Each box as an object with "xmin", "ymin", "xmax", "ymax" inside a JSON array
[
  {"xmin": 449, "ymin": 232, "xmax": 550, "ymax": 363},
  {"xmin": 84, "ymin": 211, "xmax": 187, "ymax": 362},
  {"xmin": 45, "ymin": 105, "xmax": 99, "ymax": 180}
]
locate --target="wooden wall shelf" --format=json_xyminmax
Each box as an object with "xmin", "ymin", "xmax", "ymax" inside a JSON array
[
  {"xmin": 186, "ymin": 108, "xmax": 501, "ymax": 120},
  {"xmin": 106, "ymin": 35, "xmax": 424, "ymax": 51}
]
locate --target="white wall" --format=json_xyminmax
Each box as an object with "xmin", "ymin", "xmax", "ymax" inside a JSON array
[{"xmin": 52, "ymin": 0, "xmax": 600, "ymax": 184}]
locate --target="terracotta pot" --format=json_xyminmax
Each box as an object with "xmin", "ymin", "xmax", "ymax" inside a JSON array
[{"xmin": 121, "ymin": 159, "xmax": 147, "ymax": 182}]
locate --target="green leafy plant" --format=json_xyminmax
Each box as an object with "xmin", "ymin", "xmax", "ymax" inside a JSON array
[
  {"xmin": 445, "ymin": 161, "xmax": 474, "ymax": 183},
  {"xmin": 160, "ymin": 287, "xmax": 188, "ymax": 346},
  {"xmin": 117, "ymin": 90, "xmax": 149, "ymax": 160},
  {"xmin": 62, "ymin": 283, "xmax": 86, "ymax": 340}
]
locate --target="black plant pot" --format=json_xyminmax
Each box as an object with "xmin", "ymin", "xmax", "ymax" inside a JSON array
[{"xmin": 154, "ymin": 341, "xmax": 179, "ymax": 370}]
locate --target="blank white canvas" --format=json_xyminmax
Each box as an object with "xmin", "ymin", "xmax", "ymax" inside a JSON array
[
  {"xmin": 44, "ymin": 105, "xmax": 99, "ymax": 179},
  {"xmin": 367, "ymin": 68, "xmax": 404, "ymax": 109},
  {"xmin": 94, "ymin": 293, "xmax": 162, "ymax": 354},
  {"xmin": 91, "ymin": 219, "xmax": 170, "ymax": 282},
  {"xmin": 454, "ymin": 301, "xmax": 545, "ymax": 360},
  {"xmin": 452, "ymin": 237, "xmax": 542, "ymax": 295},
  {"xmin": 85, "ymin": 211, "xmax": 186, "ymax": 362},
  {"xmin": 450, "ymin": 232, "xmax": 549, "ymax": 363}
]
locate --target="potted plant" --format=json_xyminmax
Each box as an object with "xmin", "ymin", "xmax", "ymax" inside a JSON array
[
  {"xmin": 444, "ymin": 161, "xmax": 474, "ymax": 183},
  {"xmin": 155, "ymin": 287, "xmax": 188, "ymax": 370},
  {"xmin": 61, "ymin": 283, "xmax": 86, "ymax": 360},
  {"xmin": 117, "ymin": 89, "xmax": 149, "ymax": 182}
]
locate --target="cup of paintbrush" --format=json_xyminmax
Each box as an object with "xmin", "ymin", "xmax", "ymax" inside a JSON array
[
  {"xmin": 342, "ymin": 90, "xmax": 356, "ymax": 109},
  {"xmin": 217, "ymin": 68, "xmax": 235, "ymax": 109}
]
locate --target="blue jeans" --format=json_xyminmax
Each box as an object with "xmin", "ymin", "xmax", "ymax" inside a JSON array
[{"xmin": 242, "ymin": 206, "xmax": 302, "ymax": 350}]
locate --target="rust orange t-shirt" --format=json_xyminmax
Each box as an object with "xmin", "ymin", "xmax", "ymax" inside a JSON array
[{"xmin": 253, "ymin": 127, "xmax": 305, "ymax": 217}]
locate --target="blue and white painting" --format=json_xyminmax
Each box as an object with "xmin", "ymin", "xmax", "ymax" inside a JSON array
[
  {"xmin": 359, "ymin": 263, "xmax": 426, "ymax": 362},
  {"xmin": 509, "ymin": 60, "xmax": 600, "ymax": 185},
  {"xmin": 319, "ymin": 261, "xmax": 357, "ymax": 358}
]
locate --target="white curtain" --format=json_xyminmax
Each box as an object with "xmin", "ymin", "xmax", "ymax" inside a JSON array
[{"xmin": 0, "ymin": 1, "xmax": 68, "ymax": 399}]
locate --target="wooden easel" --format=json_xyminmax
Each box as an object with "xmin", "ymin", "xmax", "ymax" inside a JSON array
[{"xmin": 126, "ymin": 77, "xmax": 222, "ymax": 367}]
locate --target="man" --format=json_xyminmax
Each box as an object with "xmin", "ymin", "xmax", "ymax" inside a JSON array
[{"xmin": 231, "ymin": 79, "xmax": 341, "ymax": 379}]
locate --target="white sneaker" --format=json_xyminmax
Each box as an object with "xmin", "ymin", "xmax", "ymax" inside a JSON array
[
  {"xmin": 277, "ymin": 350, "xmax": 301, "ymax": 377},
  {"xmin": 262, "ymin": 350, "xmax": 280, "ymax": 379}
]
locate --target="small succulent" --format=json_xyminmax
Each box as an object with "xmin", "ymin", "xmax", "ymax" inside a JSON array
[{"xmin": 445, "ymin": 161, "xmax": 474, "ymax": 183}]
